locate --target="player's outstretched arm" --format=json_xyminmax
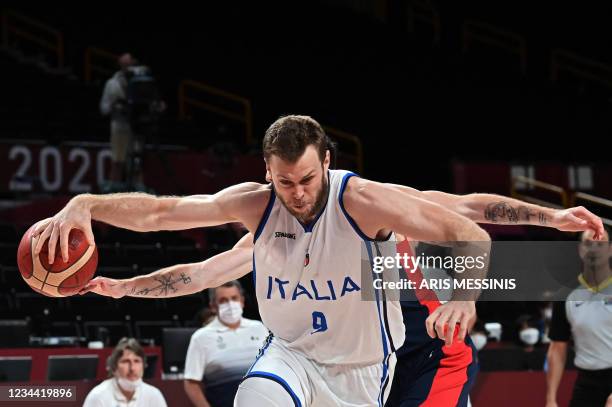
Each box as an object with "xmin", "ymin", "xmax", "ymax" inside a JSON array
[
  {"xmin": 81, "ymin": 233, "xmax": 254, "ymax": 298},
  {"xmin": 31, "ymin": 182, "xmax": 267, "ymax": 264},
  {"xmin": 387, "ymin": 184, "xmax": 605, "ymax": 239}
]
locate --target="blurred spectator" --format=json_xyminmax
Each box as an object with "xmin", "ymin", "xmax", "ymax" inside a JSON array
[
  {"xmin": 516, "ymin": 314, "xmax": 541, "ymax": 352},
  {"xmin": 183, "ymin": 281, "xmax": 268, "ymax": 407},
  {"xmin": 83, "ymin": 337, "xmax": 167, "ymax": 407},
  {"xmin": 100, "ymin": 53, "xmax": 136, "ymax": 192},
  {"xmin": 100, "ymin": 53, "xmax": 165, "ymax": 192},
  {"xmin": 546, "ymin": 229, "xmax": 612, "ymax": 407}
]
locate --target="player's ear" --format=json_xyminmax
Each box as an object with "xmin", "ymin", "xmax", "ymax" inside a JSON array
[
  {"xmin": 323, "ymin": 150, "xmax": 330, "ymax": 171},
  {"xmin": 264, "ymin": 159, "xmax": 272, "ymax": 182}
]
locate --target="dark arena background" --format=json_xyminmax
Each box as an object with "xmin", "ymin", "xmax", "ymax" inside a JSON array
[{"xmin": 1, "ymin": 1, "xmax": 611, "ymax": 406}]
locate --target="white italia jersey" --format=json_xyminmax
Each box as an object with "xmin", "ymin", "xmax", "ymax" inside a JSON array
[{"xmin": 253, "ymin": 169, "xmax": 405, "ymax": 366}]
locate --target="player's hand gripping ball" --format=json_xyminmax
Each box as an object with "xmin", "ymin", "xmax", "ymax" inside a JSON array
[{"xmin": 17, "ymin": 222, "xmax": 98, "ymax": 297}]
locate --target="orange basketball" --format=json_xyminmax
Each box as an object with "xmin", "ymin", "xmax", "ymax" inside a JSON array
[{"xmin": 16, "ymin": 222, "xmax": 98, "ymax": 297}]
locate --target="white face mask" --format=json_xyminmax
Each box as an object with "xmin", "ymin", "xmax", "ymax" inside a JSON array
[
  {"xmin": 543, "ymin": 308, "xmax": 552, "ymax": 320},
  {"xmin": 116, "ymin": 377, "xmax": 142, "ymax": 392},
  {"xmin": 470, "ymin": 333, "xmax": 487, "ymax": 351},
  {"xmin": 218, "ymin": 300, "xmax": 243, "ymax": 325},
  {"xmin": 519, "ymin": 327, "xmax": 540, "ymax": 346}
]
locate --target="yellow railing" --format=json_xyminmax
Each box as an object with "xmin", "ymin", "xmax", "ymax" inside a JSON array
[
  {"xmin": 462, "ymin": 20, "xmax": 527, "ymax": 74},
  {"xmin": 324, "ymin": 126, "xmax": 363, "ymax": 174},
  {"xmin": 2, "ymin": 10, "xmax": 64, "ymax": 68},
  {"xmin": 407, "ymin": 0, "xmax": 441, "ymax": 45},
  {"xmin": 84, "ymin": 47, "xmax": 118, "ymax": 83},
  {"xmin": 511, "ymin": 175, "xmax": 568, "ymax": 209},
  {"xmin": 512, "ymin": 175, "xmax": 612, "ymax": 226},
  {"xmin": 178, "ymin": 80, "xmax": 253, "ymax": 144},
  {"xmin": 550, "ymin": 48, "xmax": 612, "ymax": 89}
]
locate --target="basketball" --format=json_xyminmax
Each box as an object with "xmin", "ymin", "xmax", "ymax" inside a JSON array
[{"xmin": 16, "ymin": 223, "xmax": 98, "ymax": 297}]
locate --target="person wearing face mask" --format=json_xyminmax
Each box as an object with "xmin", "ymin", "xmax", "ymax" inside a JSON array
[
  {"xmin": 469, "ymin": 320, "xmax": 488, "ymax": 352},
  {"xmin": 517, "ymin": 317, "xmax": 541, "ymax": 351},
  {"xmin": 546, "ymin": 229, "xmax": 612, "ymax": 407},
  {"xmin": 83, "ymin": 337, "xmax": 167, "ymax": 407},
  {"xmin": 183, "ymin": 280, "xmax": 268, "ymax": 407}
]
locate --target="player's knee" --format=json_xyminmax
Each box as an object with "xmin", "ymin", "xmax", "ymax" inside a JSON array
[{"xmin": 234, "ymin": 377, "xmax": 296, "ymax": 407}]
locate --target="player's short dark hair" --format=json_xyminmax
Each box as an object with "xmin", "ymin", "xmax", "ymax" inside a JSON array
[
  {"xmin": 263, "ymin": 115, "xmax": 330, "ymax": 163},
  {"xmin": 208, "ymin": 280, "xmax": 244, "ymax": 305},
  {"xmin": 106, "ymin": 337, "xmax": 145, "ymax": 376}
]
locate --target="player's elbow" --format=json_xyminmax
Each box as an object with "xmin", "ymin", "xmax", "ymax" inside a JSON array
[
  {"xmin": 145, "ymin": 197, "xmax": 181, "ymax": 231},
  {"xmin": 436, "ymin": 212, "xmax": 490, "ymax": 242},
  {"xmin": 451, "ymin": 220, "xmax": 490, "ymax": 242},
  {"xmin": 129, "ymin": 213, "xmax": 161, "ymax": 232}
]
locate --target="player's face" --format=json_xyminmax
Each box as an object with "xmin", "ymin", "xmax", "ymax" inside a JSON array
[
  {"xmin": 115, "ymin": 350, "xmax": 144, "ymax": 381},
  {"xmin": 267, "ymin": 145, "xmax": 330, "ymax": 224},
  {"xmin": 211, "ymin": 286, "xmax": 244, "ymax": 313}
]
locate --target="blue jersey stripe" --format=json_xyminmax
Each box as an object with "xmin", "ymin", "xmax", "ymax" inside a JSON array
[
  {"xmin": 254, "ymin": 187, "xmax": 276, "ymax": 243},
  {"xmin": 364, "ymin": 240, "xmax": 390, "ymax": 407},
  {"xmin": 244, "ymin": 371, "xmax": 302, "ymax": 407}
]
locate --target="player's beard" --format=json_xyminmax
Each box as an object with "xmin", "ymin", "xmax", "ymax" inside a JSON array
[{"xmin": 278, "ymin": 172, "xmax": 329, "ymax": 225}]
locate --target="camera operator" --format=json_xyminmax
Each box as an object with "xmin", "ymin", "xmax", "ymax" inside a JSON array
[{"xmin": 100, "ymin": 53, "xmax": 165, "ymax": 192}]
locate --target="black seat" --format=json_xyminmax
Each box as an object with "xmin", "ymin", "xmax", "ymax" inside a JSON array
[
  {"xmin": 0, "ymin": 357, "xmax": 31, "ymax": 382},
  {"xmin": 47, "ymin": 355, "xmax": 98, "ymax": 381}
]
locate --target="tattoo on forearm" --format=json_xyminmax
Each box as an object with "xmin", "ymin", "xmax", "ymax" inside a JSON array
[
  {"xmin": 484, "ymin": 202, "xmax": 548, "ymax": 225},
  {"xmin": 484, "ymin": 202, "xmax": 519, "ymax": 223},
  {"xmin": 132, "ymin": 272, "xmax": 192, "ymax": 297}
]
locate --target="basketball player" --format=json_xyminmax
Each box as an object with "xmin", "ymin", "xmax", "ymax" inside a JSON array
[
  {"xmin": 81, "ymin": 191, "xmax": 604, "ymax": 407},
  {"xmin": 33, "ymin": 115, "xmax": 602, "ymax": 406}
]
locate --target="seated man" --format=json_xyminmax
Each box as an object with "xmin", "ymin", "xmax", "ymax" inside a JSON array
[
  {"xmin": 184, "ymin": 280, "xmax": 268, "ymax": 407},
  {"xmin": 83, "ymin": 337, "xmax": 167, "ymax": 407}
]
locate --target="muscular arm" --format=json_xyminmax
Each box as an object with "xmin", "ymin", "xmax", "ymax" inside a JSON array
[
  {"xmin": 346, "ymin": 179, "xmax": 490, "ymax": 242},
  {"xmin": 387, "ymin": 184, "xmax": 604, "ymax": 237},
  {"xmin": 546, "ymin": 341, "xmax": 568, "ymax": 407},
  {"xmin": 387, "ymin": 185, "xmax": 554, "ymax": 224},
  {"xmin": 84, "ymin": 233, "xmax": 254, "ymax": 298},
  {"xmin": 33, "ymin": 183, "xmax": 268, "ymax": 263},
  {"xmin": 345, "ymin": 178, "xmax": 491, "ymax": 345},
  {"xmin": 87, "ymin": 182, "xmax": 265, "ymax": 231}
]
